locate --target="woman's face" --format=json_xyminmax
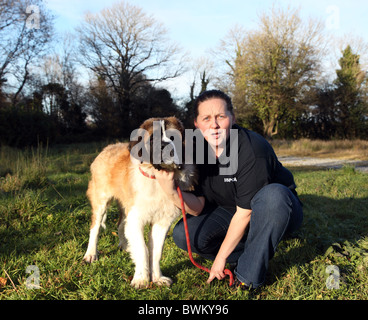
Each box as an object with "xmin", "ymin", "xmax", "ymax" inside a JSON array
[{"xmin": 194, "ymin": 98, "xmax": 235, "ymax": 151}]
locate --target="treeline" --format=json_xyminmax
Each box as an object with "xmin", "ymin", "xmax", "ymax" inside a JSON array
[
  {"xmin": 244, "ymin": 45, "xmax": 368, "ymax": 140},
  {"xmin": 0, "ymin": 78, "xmax": 183, "ymax": 147},
  {"xmin": 0, "ymin": 1, "xmax": 367, "ymax": 148}
]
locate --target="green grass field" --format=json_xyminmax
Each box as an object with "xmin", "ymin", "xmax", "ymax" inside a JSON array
[{"xmin": 1, "ymin": 142, "xmax": 368, "ymax": 300}]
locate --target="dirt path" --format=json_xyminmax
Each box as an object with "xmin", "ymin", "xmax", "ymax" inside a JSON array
[{"xmin": 278, "ymin": 156, "xmax": 368, "ymax": 173}]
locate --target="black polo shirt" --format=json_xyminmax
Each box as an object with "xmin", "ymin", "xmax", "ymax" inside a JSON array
[{"xmin": 194, "ymin": 124, "xmax": 298, "ymax": 213}]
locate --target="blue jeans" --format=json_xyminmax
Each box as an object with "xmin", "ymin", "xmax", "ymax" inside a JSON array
[{"xmin": 172, "ymin": 183, "xmax": 303, "ymax": 288}]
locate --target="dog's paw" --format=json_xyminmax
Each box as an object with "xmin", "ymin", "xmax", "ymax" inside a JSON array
[
  {"xmin": 131, "ymin": 277, "xmax": 150, "ymax": 289},
  {"xmin": 153, "ymin": 276, "xmax": 173, "ymax": 287},
  {"xmin": 83, "ymin": 254, "xmax": 98, "ymax": 263}
]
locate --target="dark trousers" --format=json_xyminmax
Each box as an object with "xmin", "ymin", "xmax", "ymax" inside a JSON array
[{"xmin": 173, "ymin": 183, "xmax": 303, "ymax": 288}]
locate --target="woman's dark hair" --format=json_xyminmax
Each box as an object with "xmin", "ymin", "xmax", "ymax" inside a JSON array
[{"xmin": 193, "ymin": 90, "xmax": 234, "ymax": 119}]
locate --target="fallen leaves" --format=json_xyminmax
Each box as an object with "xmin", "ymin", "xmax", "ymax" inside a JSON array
[{"xmin": 0, "ymin": 277, "xmax": 7, "ymax": 288}]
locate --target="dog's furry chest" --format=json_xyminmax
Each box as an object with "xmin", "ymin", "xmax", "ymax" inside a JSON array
[{"xmin": 130, "ymin": 173, "xmax": 180, "ymax": 224}]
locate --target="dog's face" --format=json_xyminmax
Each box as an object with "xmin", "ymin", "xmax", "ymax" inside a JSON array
[{"xmin": 129, "ymin": 117, "xmax": 184, "ymax": 171}]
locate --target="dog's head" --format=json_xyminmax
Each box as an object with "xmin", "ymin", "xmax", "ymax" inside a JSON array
[{"xmin": 129, "ymin": 116, "xmax": 184, "ymax": 171}]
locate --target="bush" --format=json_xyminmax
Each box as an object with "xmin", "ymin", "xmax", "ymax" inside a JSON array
[{"xmin": 0, "ymin": 108, "xmax": 57, "ymax": 148}]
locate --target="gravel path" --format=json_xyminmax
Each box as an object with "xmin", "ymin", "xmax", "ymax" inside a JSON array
[{"xmin": 278, "ymin": 156, "xmax": 368, "ymax": 173}]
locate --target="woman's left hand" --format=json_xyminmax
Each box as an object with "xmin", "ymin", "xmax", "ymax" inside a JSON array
[{"xmin": 207, "ymin": 256, "xmax": 227, "ymax": 284}]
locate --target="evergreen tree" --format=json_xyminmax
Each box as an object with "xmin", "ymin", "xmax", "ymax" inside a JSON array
[{"xmin": 334, "ymin": 46, "xmax": 368, "ymax": 138}]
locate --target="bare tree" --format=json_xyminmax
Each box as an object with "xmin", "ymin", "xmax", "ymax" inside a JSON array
[
  {"xmin": 76, "ymin": 1, "xmax": 185, "ymax": 135},
  {"xmin": 32, "ymin": 34, "xmax": 86, "ymax": 109},
  {"xmin": 0, "ymin": 0, "xmax": 53, "ymax": 105},
  {"xmin": 188, "ymin": 57, "xmax": 214, "ymax": 100},
  {"xmin": 210, "ymin": 25, "xmax": 246, "ymax": 94}
]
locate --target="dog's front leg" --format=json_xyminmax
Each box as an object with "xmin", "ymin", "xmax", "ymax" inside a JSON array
[
  {"xmin": 149, "ymin": 222, "xmax": 173, "ymax": 286},
  {"xmin": 125, "ymin": 207, "xmax": 150, "ymax": 289}
]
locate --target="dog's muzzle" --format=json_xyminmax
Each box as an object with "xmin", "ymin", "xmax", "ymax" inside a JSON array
[{"xmin": 152, "ymin": 120, "xmax": 182, "ymax": 171}]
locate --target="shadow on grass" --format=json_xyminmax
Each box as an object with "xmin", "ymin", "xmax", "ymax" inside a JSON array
[
  {"xmin": 161, "ymin": 193, "xmax": 368, "ymax": 288},
  {"xmin": 265, "ymin": 193, "xmax": 368, "ymax": 286}
]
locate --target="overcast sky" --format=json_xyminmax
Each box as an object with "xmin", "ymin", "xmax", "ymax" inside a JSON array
[{"xmin": 44, "ymin": 0, "xmax": 368, "ymax": 99}]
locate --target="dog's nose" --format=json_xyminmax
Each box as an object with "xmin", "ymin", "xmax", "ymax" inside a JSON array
[
  {"xmin": 160, "ymin": 136, "xmax": 180, "ymax": 166},
  {"xmin": 161, "ymin": 141, "xmax": 171, "ymax": 149}
]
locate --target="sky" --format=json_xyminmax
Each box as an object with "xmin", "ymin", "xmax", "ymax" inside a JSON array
[{"xmin": 44, "ymin": 0, "xmax": 368, "ymax": 99}]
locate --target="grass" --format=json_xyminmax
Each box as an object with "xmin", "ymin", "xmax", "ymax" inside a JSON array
[
  {"xmin": 1, "ymin": 141, "xmax": 368, "ymax": 300},
  {"xmin": 272, "ymin": 139, "xmax": 368, "ymax": 160}
]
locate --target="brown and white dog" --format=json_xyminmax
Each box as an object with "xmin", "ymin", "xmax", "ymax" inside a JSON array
[{"xmin": 83, "ymin": 117, "xmax": 196, "ymax": 288}]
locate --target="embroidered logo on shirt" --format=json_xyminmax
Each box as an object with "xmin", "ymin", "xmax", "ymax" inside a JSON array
[{"xmin": 224, "ymin": 177, "xmax": 237, "ymax": 182}]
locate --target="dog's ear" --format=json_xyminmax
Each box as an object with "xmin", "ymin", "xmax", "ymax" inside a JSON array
[
  {"xmin": 165, "ymin": 116, "xmax": 184, "ymax": 135},
  {"xmin": 128, "ymin": 118, "xmax": 155, "ymax": 156},
  {"xmin": 128, "ymin": 137, "xmax": 142, "ymax": 158}
]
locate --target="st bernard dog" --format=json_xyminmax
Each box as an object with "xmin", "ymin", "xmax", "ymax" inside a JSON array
[{"xmin": 83, "ymin": 117, "xmax": 196, "ymax": 288}]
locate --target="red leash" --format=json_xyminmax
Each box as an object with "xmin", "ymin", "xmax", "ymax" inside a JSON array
[
  {"xmin": 139, "ymin": 166, "xmax": 234, "ymax": 286},
  {"xmin": 176, "ymin": 185, "xmax": 234, "ymax": 287}
]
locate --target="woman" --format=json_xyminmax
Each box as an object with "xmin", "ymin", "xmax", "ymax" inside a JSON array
[{"xmin": 155, "ymin": 90, "xmax": 303, "ymax": 289}]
